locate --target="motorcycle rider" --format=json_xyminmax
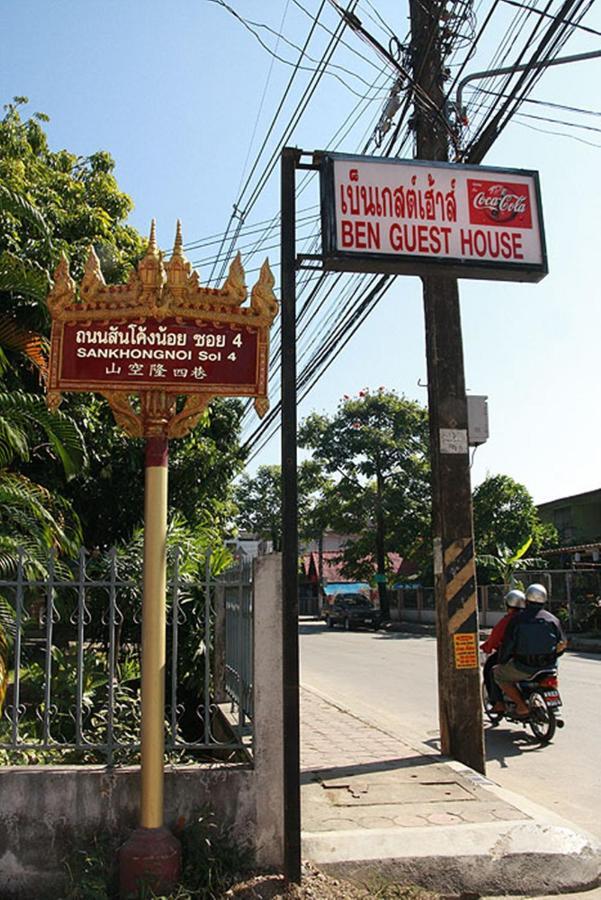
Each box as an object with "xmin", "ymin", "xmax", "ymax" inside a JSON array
[
  {"xmin": 481, "ymin": 588, "xmax": 525, "ymax": 713},
  {"xmin": 493, "ymin": 583, "xmax": 567, "ymax": 717}
]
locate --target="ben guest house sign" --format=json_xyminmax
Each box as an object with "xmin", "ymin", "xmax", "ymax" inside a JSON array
[{"xmin": 319, "ymin": 152, "xmax": 547, "ymax": 283}]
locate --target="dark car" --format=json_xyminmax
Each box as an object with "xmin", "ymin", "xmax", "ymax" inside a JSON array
[{"xmin": 325, "ymin": 593, "xmax": 381, "ymax": 631}]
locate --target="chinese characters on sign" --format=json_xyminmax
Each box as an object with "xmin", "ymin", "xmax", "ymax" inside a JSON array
[
  {"xmin": 320, "ymin": 153, "xmax": 547, "ymax": 282},
  {"xmin": 45, "ymin": 221, "xmax": 278, "ymax": 438},
  {"xmin": 57, "ymin": 319, "xmax": 259, "ymax": 392}
]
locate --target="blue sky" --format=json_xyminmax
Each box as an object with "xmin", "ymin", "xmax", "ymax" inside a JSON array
[{"xmin": 2, "ymin": 0, "xmax": 601, "ymax": 503}]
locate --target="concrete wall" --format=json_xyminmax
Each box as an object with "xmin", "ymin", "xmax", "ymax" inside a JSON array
[
  {"xmin": 0, "ymin": 552, "xmax": 286, "ymax": 899},
  {"xmin": 398, "ymin": 607, "xmax": 503, "ymax": 628},
  {"xmin": 0, "ymin": 764, "xmax": 255, "ymax": 899},
  {"xmin": 392, "ymin": 586, "xmax": 505, "ymax": 630},
  {"xmin": 253, "ymin": 553, "xmax": 284, "ymax": 868}
]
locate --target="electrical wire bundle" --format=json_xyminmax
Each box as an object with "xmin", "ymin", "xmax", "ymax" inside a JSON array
[{"xmin": 184, "ymin": 0, "xmax": 599, "ymax": 461}]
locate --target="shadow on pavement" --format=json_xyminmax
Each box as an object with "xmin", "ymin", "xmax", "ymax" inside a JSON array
[
  {"xmin": 299, "ymin": 622, "xmax": 329, "ymax": 635},
  {"xmin": 423, "ymin": 727, "xmax": 551, "ymax": 771},
  {"xmin": 301, "ymin": 753, "xmax": 434, "ymax": 784},
  {"xmin": 484, "ymin": 723, "xmax": 556, "ymax": 768},
  {"xmin": 566, "ymin": 649, "xmax": 601, "ymax": 661},
  {"xmin": 374, "ymin": 629, "xmax": 436, "ymax": 640},
  {"xmin": 298, "ymin": 621, "xmax": 437, "ymax": 640}
]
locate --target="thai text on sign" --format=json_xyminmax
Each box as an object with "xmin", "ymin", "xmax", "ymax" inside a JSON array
[
  {"xmin": 320, "ymin": 153, "xmax": 547, "ymax": 282},
  {"xmin": 44, "ymin": 222, "xmax": 278, "ymax": 436},
  {"xmin": 453, "ymin": 633, "xmax": 479, "ymax": 670},
  {"xmin": 54, "ymin": 319, "xmax": 259, "ymax": 392}
]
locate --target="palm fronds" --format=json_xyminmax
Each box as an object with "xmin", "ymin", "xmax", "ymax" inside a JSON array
[
  {"xmin": 0, "ymin": 392, "xmax": 86, "ymax": 476},
  {"xmin": 0, "ymin": 314, "xmax": 47, "ymax": 375},
  {"xmin": 0, "ymin": 472, "xmax": 82, "ymax": 559},
  {"xmin": 0, "ymin": 184, "xmax": 52, "ymax": 248},
  {"xmin": 0, "ymin": 251, "xmax": 51, "ymax": 303}
]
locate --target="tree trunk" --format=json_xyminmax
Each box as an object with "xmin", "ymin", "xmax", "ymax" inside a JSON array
[
  {"xmin": 318, "ymin": 531, "xmax": 324, "ymax": 605},
  {"xmin": 375, "ymin": 469, "xmax": 389, "ymax": 619}
]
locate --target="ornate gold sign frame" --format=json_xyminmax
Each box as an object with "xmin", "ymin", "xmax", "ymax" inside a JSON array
[{"xmin": 45, "ymin": 222, "xmax": 278, "ymax": 438}]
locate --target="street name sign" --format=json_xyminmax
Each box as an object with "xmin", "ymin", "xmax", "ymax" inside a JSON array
[
  {"xmin": 55, "ymin": 319, "xmax": 260, "ymax": 393},
  {"xmin": 319, "ymin": 152, "xmax": 547, "ymax": 282},
  {"xmin": 46, "ymin": 222, "xmax": 278, "ymax": 438}
]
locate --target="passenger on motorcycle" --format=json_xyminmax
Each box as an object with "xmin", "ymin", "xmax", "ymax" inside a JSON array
[
  {"xmin": 481, "ymin": 589, "xmax": 525, "ymax": 713},
  {"xmin": 493, "ymin": 583, "xmax": 567, "ymax": 717}
]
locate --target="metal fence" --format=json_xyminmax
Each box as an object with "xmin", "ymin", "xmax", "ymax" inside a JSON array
[
  {"xmin": 391, "ymin": 569, "xmax": 601, "ymax": 632},
  {"xmin": 513, "ymin": 569, "xmax": 601, "ymax": 632},
  {"xmin": 223, "ymin": 556, "xmax": 254, "ymax": 725},
  {"xmin": 0, "ymin": 546, "xmax": 253, "ymax": 765}
]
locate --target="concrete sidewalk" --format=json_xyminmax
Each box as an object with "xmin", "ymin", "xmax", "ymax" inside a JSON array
[{"xmin": 300, "ymin": 685, "xmax": 601, "ymax": 896}]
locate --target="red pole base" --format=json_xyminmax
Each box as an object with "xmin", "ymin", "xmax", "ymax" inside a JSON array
[{"xmin": 119, "ymin": 826, "xmax": 181, "ymax": 898}]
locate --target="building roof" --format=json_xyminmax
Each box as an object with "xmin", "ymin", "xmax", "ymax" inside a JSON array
[
  {"xmin": 301, "ymin": 550, "xmax": 404, "ymax": 583},
  {"xmin": 537, "ymin": 488, "xmax": 601, "ymax": 510},
  {"xmin": 545, "ymin": 542, "xmax": 601, "ymax": 554}
]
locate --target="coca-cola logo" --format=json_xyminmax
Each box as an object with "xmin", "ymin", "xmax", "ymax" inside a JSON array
[
  {"xmin": 467, "ymin": 178, "xmax": 532, "ymax": 229},
  {"xmin": 473, "ymin": 188, "xmax": 526, "ymax": 218}
]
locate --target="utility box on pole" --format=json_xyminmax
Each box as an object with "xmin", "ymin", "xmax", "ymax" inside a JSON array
[{"xmin": 467, "ymin": 395, "xmax": 489, "ymax": 446}]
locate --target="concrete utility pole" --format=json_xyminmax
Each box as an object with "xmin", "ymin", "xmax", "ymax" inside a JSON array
[{"xmin": 409, "ymin": 0, "xmax": 485, "ymax": 773}]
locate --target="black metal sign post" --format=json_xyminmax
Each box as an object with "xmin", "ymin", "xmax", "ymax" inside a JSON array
[{"xmin": 280, "ymin": 146, "xmax": 302, "ymax": 884}]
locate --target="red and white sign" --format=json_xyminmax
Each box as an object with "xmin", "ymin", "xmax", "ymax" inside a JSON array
[
  {"xmin": 467, "ymin": 178, "xmax": 532, "ymax": 229},
  {"xmin": 50, "ymin": 318, "xmax": 262, "ymax": 394},
  {"xmin": 321, "ymin": 154, "xmax": 547, "ymax": 282}
]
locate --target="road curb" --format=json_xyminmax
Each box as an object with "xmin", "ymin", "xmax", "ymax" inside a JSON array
[
  {"xmin": 303, "ymin": 788, "xmax": 601, "ymax": 895},
  {"xmin": 300, "ymin": 684, "xmax": 601, "ymax": 895}
]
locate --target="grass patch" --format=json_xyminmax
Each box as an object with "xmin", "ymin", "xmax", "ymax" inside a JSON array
[{"xmin": 63, "ymin": 809, "xmax": 252, "ymax": 899}]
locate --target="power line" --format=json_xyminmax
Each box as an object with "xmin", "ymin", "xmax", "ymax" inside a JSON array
[
  {"xmin": 463, "ymin": 0, "xmax": 597, "ymax": 161},
  {"xmin": 208, "ymin": 0, "xmax": 331, "ymax": 284},
  {"xmin": 219, "ymin": 0, "xmax": 600, "ymax": 460},
  {"xmin": 475, "ymin": 86, "xmax": 601, "ymax": 117},
  {"xmin": 235, "ymin": 0, "xmax": 292, "ymax": 200},
  {"xmin": 207, "ymin": 0, "xmax": 385, "ymax": 97},
  {"xmin": 289, "ymin": 0, "xmax": 388, "ymax": 72},
  {"xmin": 515, "ymin": 108, "xmax": 601, "ymax": 133},
  {"xmin": 182, "ymin": 207, "xmax": 318, "ymax": 254},
  {"xmin": 513, "ymin": 115, "xmax": 601, "ymax": 146},
  {"xmin": 501, "ymin": 0, "xmax": 601, "ymax": 37}
]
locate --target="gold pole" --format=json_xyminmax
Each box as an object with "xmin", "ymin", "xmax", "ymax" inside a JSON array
[{"xmin": 140, "ymin": 436, "xmax": 169, "ymax": 828}]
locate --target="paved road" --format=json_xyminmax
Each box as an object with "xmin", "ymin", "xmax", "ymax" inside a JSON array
[{"xmin": 299, "ymin": 620, "xmax": 601, "ymax": 840}]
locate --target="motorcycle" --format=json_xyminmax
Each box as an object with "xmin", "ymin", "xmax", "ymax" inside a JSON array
[{"xmin": 482, "ymin": 667, "xmax": 565, "ymax": 743}]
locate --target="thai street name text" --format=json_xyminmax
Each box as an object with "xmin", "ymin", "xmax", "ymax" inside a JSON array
[{"xmin": 57, "ymin": 317, "xmax": 259, "ymax": 390}]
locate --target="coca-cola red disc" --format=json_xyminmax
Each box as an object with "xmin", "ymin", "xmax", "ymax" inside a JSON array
[{"xmin": 467, "ymin": 179, "xmax": 533, "ymax": 229}]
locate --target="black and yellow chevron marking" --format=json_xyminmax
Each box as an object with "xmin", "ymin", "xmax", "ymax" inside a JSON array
[{"xmin": 444, "ymin": 538, "xmax": 477, "ymax": 637}]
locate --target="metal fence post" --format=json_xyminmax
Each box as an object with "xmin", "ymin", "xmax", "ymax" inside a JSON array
[{"xmin": 213, "ymin": 580, "xmax": 227, "ymax": 705}]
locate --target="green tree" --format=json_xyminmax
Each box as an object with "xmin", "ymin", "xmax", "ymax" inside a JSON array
[
  {"xmin": 0, "ymin": 175, "xmax": 86, "ymax": 568},
  {"xmin": 0, "ymin": 98, "xmax": 143, "ymax": 302},
  {"xmin": 299, "ymin": 388, "xmax": 431, "ymax": 617},
  {"xmin": 234, "ymin": 460, "xmax": 334, "ymax": 550},
  {"xmin": 473, "ymin": 473, "xmax": 558, "ymax": 584},
  {"xmin": 53, "ymin": 396, "xmax": 247, "ymax": 549},
  {"xmin": 0, "ymin": 98, "xmax": 247, "ymax": 550}
]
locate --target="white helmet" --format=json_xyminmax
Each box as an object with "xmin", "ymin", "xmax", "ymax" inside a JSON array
[
  {"xmin": 526, "ymin": 583, "xmax": 548, "ymax": 604},
  {"xmin": 504, "ymin": 589, "xmax": 525, "ymax": 608}
]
